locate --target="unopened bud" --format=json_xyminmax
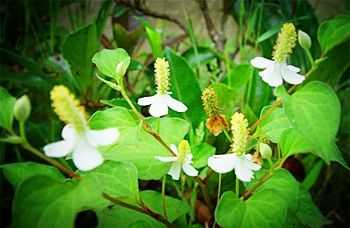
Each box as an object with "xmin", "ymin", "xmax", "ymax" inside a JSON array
[
  {"xmin": 259, "ymin": 143, "xmax": 272, "ymax": 159},
  {"xmin": 115, "ymin": 61, "xmax": 128, "ymax": 78},
  {"xmin": 13, "ymin": 95, "xmax": 31, "ymax": 122},
  {"xmin": 298, "ymin": 30, "xmax": 311, "ymax": 50}
]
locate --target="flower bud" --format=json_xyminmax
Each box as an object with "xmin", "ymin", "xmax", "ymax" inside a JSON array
[
  {"xmin": 298, "ymin": 30, "xmax": 311, "ymax": 50},
  {"xmin": 259, "ymin": 143, "xmax": 272, "ymax": 159},
  {"xmin": 13, "ymin": 95, "xmax": 31, "ymax": 122},
  {"xmin": 115, "ymin": 61, "xmax": 128, "ymax": 78}
]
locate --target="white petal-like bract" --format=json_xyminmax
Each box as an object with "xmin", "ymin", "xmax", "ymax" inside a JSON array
[
  {"xmin": 208, "ymin": 154, "xmax": 237, "ymax": 173},
  {"xmin": 137, "ymin": 95, "xmax": 157, "ymax": 106},
  {"xmin": 168, "ymin": 162, "xmax": 181, "ymax": 180},
  {"xmin": 281, "ymin": 64, "xmax": 305, "ymax": 85},
  {"xmin": 250, "ymin": 57, "xmax": 274, "ymax": 69},
  {"xmin": 155, "ymin": 156, "xmax": 178, "ymax": 162},
  {"xmin": 208, "ymin": 153, "xmax": 261, "ymax": 182},
  {"xmin": 43, "ymin": 140, "xmax": 74, "ymax": 157},
  {"xmin": 72, "ymin": 138, "xmax": 103, "ymax": 171},
  {"xmin": 251, "ymin": 57, "xmax": 305, "ymax": 87},
  {"xmin": 182, "ymin": 162, "xmax": 199, "ymax": 177},
  {"xmin": 138, "ymin": 93, "xmax": 187, "ymax": 117},
  {"xmin": 166, "ymin": 95, "xmax": 188, "ymax": 112},
  {"xmin": 86, "ymin": 128, "xmax": 119, "ymax": 147}
]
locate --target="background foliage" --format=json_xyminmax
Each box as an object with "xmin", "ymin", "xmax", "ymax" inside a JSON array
[{"xmin": 0, "ymin": 0, "xmax": 349, "ymax": 227}]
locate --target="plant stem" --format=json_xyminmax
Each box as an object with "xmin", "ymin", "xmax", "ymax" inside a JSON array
[
  {"xmin": 250, "ymin": 66, "xmax": 318, "ymax": 132},
  {"xmin": 217, "ymin": 173, "xmax": 222, "ymax": 203},
  {"xmin": 120, "ymin": 89, "xmax": 176, "ymax": 156},
  {"xmin": 17, "ymin": 121, "xmax": 78, "ymax": 179},
  {"xmin": 102, "ymin": 192, "xmax": 175, "ymax": 227},
  {"xmin": 235, "ymin": 177, "xmax": 240, "ymax": 196},
  {"xmin": 195, "ymin": 176, "xmax": 213, "ymax": 213},
  {"xmin": 222, "ymin": 128, "xmax": 232, "ymax": 143},
  {"xmin": 161, "ymin": 175, "xmax": 168, "ymax": 219},
  {"xmin": 21, "ymin": 142, "xmax": 79, "ymax": 179},
  {"xmin": 240, "ymin": 171, "xmax": 273, "ymax": 200}
]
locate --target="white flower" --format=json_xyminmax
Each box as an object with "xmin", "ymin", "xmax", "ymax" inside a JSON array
[
  {"xmin": 44, "ymin": 124, "xmax": 119, "ymax": 171},
  {"xmin": 138, "ymin": 93, "xmax": 187, "ymax": 117},
  {"xmin": 155, "ymin": 144, "xmax": 198, "ymax": 180},
  {"xmin": 250, "ymin": 57, "xmax": 305, "ymax": 87},
  {"xmin": 208, "ymin": 153, "xmax": 261, "ymax": 182}
]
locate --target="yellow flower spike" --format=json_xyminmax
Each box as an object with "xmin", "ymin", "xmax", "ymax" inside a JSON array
[
  {"xmin": 154, "ymin": 58, "xmax": 170, "ymax": 95},
  {"xmin": 230, "ymin": 112, "xmax": 249, "ymax": 156},
  {"xmin": 177, "ymin": 140, "xmax": 191, "ymax": 164},
  {"xmin": 201, "ymin": 88, "xmax": 221, "ymax": 118},
  {"xmin": 272, "ymin": 23, "xmax": 297, "ymax": 63},
  {"xmin": 50, "ymin": 85, "xmax": 88, "ymax": 134},
  {"xmin": 201, "ymin": 88, "xmax": 229, "ymax": 136}
]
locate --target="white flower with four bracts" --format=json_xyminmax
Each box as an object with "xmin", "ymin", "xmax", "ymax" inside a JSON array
[
  {"xmin": 138, "ymin": 93, "xmax": 187, "ymax": 117},
  {"xmin": 138, "ymin": 57, "xmax": 187, "ymax": 117},
  {"xmin": 155, "ymin": 143, "xmax": 198, "ymax": 180},
  {"xmin": 208, "ymin": 153, "xmax": 261, "ymax": 182},
  {"xmin": 251, "ymin": 23, "xmax": 305, "ymax": 87},
  {"xmin": 44, "ymin": 124, "xmax": 119, "ymax": 171},
  {"xmin": 43, "ymin": 85, "xmax": 119, "ymax": 171},
  {"xmin": 250, "ymin": 57, "xmax": 305, "ymax": 87}
]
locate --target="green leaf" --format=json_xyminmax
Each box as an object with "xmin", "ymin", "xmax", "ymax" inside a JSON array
[
  {"xmin": 141, "ymin": 190, "xmax": 191, "ymax": 221},
  {"xmin": 89, "ymin": 107, "xmax": 189, "ymax": 180},
  {"xmin": 282, "ymin": 81, "xmax": 342, "ymax": 164},
  {"xmin": 92, "ymin": 48, "xmax": 131, "ymax": 80},
  {"xmin": 97, "ymin": 190, "xmax": 190, "ymax": 227},
  {"xmin": 255, "ymin": 107, "xmax": 292, "ymax": 143},
  {"xmin": 256, "ymin": 25, "xmax": 281, "ymax": 43},
  {"xmin": 318, "ymin": 15, "xmax": 350, "ymax": 54},
  {"xmin": 113, "ymin": 24, "xmax": 144, "ymax": 55},
  {"xmin": 228, "ymin": 64, "xmax": 253, "ymax": 89},
  {"xmin": 12, "ymin": 175, "xmax": 101, "ymax": 228},
  {"xmin": 306, "ymin": 40, "xmax": 350, "ymax": 87},
  {"xmin": 302, "ymin": 159, "xmax": 323, "ymax": 190},
  {"xmin": 280, "ymin": 129, "xmax": 314, "ymax": 157},
  {"xmin": 137, "ymin": 18, "xmax": 163, "ymax": 58},
  {"xmin": 215, "ymin": 189, "xmax": 288, "ymax": 228},
  {"xmin": 62, "ymin": 22, "xmax": 100, "ymax": 95},
  {"xmin": 182, "ymin": 46, "xmax": 219, "ymax": 68},
  {"xmin": 191, "ymin": 143, "xmax": 215, "ymax": 169},
  {"xmin": 0, "ymin": 87, "xmax": 16, "ymax": 131},
  {"xmin": 1, "ymin": 162, "xmax": 64, "ymax": 188},
  {"xmin": 247, "ymin": 169, "xmax": 325, "ymax": 227},
  {"xmin": 80, "ymin": 161, "xmax": 139, "ymax": 208},
  {"xmin": 164, "ymin": 48, "xmax": 205, "ymax": 128}
]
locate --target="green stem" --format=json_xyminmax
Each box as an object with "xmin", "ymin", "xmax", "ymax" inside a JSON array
[
  {"xmin": 19, "ymin": 121, "xmax": 27, "ymax": 143},
  {"xmin": 195, "ymin": 176, "xmax": 213, "ymax": 213},
  {"xmin": 102, "ymin": 193, "xmax": 174, "ymax": 227},
  {"xmin": 217, "ymin": 173, "xmax": 222, "ymax": 203},
  {"xmin": 161, "ymin": 175, "xmax": 168, "ymax": 219},
  {"xmin": 223, "ymin": 128, "xmax": 233, "ymax": 143},
  {"xmin": 235, "ymin": 177, "xmax": 240, "ymax": 196},
  {"xmin": 21, "ymin": 142, "xmax": 79, "ymax": 179},
  {"xmin": 250, "ymin": 66, "xmax": 318, "ymax": 132},
  {"xmin": 306, "ymin": 49, "xmax": 314, "ymax": 66}
]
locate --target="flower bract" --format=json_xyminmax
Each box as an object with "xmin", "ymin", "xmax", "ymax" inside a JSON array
[
  {"xmin": 138, "ymin": 93, "xmax": 187, "ymax": 117},
  {"xmin": 155, "ymin": 144, "xmax": 198, "ymax": 180},
  {"xmin": 208, "ymin": 153, "xmax": 261, "ymax": 182},
  {"xmin": 250, "ymin": 57, "xmax": 305, "ymax": 87},
  {"xmin": 44, "ymin": 124, "xmax": 119, "ymax": 171}
]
